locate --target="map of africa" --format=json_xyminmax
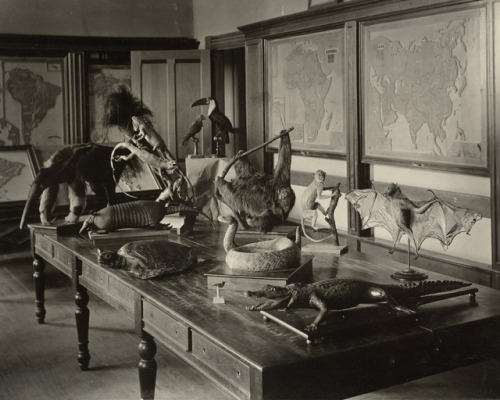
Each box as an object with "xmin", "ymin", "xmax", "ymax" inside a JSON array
[
  {"xmin": 364, "ymin": 8, "xmax": 487, "ymax": 169},
  {"xmin": 268, "ymin": 29, "xmax": 345, "ymax": 154}
]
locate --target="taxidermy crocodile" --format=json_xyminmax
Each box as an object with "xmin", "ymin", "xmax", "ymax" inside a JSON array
[
  {"xmin": 245, "ymin": 278, "xmax": 476, "ymax": 332},
  {"xmin": 98, "ymin": 239, "xmax": 196, "ymax": 279}
]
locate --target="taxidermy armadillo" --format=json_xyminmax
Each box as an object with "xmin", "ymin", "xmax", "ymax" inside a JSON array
[
  {"xmin": 79, "ymin": 200, "xmax": 208, "ymax": 234},
  {"xmin": 98, "ymin": 239, "xmax": 196, "ymax": 279}
]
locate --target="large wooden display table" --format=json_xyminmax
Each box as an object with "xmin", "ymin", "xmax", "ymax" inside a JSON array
[{"xmin": 28, "ymin": 222, "xmax": 500, "ymax": 399}]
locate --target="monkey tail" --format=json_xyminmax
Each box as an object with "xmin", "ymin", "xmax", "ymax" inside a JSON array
[
  {"xmin": 110, "ymin": 144, "xmax": 138, "ymax": 199},
  {"xmin": 300, "ymin": 217, "xmax": 333, "ymax": 243}
]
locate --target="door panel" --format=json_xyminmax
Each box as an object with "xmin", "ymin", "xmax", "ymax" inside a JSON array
[{"xmin": 131, "ymin": 50, "xmax": 211, "ymax": 160}]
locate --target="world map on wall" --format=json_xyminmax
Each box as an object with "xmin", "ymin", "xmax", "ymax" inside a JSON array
[
  {"xmin": 268, "ymin": 29, "xmax": 345, "ymax": 153},
  {"xmin": 364, "ymin": 8, "xmax": 487, "ymax": 168}
]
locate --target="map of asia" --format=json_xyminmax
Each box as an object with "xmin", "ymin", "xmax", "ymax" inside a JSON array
[{"xmin": 363, "ymin": 7, "xmax": 487, "ymax": 170}]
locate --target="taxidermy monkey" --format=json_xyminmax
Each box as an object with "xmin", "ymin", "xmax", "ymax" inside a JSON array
[
  {"xmin": 20, "ymin": 144, "xmax": 123, "ymax": 229},
  {"xmin": 301, "ymin": 170, "xmax": 330, "ymax": 230},
  {"xmin": 215, "ymin": 131, "xmax": 295, "ymax": 233},
  {"xmin": 301, "ymin": 170, "xmax": 341, "ymax": 243}
]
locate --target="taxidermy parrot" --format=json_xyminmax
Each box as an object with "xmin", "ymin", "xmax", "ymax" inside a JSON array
[
  {"xmin": 181, "ymin": 114, "xmax": 205, "ymax": 146},
  {"xmin": 19, "ymin": 144, "xmax": 125, "ymax": 229},
  {"xmin": 191, "ymin": 97, "xmax": 234, "ymax": 144}
]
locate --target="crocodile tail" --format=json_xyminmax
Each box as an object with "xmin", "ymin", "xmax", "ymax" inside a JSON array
[{"xmin": 387, "ymin": 280, "xmax": 472, "ymax": 297}]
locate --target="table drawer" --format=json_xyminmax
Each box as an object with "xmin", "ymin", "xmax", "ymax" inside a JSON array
[
  {"xmin": 35, "ymin": 235, "xmax": 53, "ymax": 257},
  {"xmin": 81, "ymin": 263, "xmax": 108, "ymax": 288},
  {"xmin": 143, "ymin": 300, "xmax": 190, "ymax": 351},
  {"xmin": 191, "ymin": 330, "xmax": 250, "ymax": 394},
  {"xmin": 51, "ymin": 246, "xmax": 73, "ymax": 276},
  {"xmin": 108, "ymin": 277, "xmax": 135, "ymax": 313}
]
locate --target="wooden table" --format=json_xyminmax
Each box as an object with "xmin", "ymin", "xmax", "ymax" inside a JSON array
[{"xmin": 29, "ymin": 222, "xmax": 500, "ymax": 400}]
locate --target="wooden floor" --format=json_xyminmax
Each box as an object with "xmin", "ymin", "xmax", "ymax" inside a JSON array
[{"xmin": 1, "ymin": 254, "xmax": 500, "ymax": 400}]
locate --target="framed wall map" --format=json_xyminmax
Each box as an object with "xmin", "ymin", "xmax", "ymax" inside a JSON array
[
  {"xmin": 88, "ymin": 64, "xmax": 131, "ymax": 144},
  {"xmin": 0, "ymin": 145, "xmax": 39, "ymax": 203},
  {"xmin": 0, "ymin": 58, "xmax": 64, "ymax": 147},
  {"xmin": 266, "ymin": 28, "xmax": 346, "ymax": 156},
  {"xmin": 361, "ymin": 5, "xmax": 488, "ymax": 174}
]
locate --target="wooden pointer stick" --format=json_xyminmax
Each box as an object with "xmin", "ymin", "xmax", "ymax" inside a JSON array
[{"xmin": 220, "ymin": 127, "xmax": 294, "ymax": 180}]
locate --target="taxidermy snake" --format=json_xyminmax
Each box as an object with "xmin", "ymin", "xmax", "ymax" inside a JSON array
[{"xmin": 221, "ymin": 215, "xmax": 301, "ymax": 272}]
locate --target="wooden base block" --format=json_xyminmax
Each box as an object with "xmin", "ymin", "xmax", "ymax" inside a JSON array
[
  {"xmin": 161, "ymin": 213, "xmax": 196, "ymax": 235},
  {"xmin": 88, "ymin": 229, "xmax": 171, "ymax": 251},
  {"xmin": 235, "ymin": 224, "xmax": 298, "ymax": 240},
  {"xmin": 302, "ymin": 243, "xmax": 348, "ymax": 255},
  {"xmin": 28, "ymin": 219, "xmax": 85, "ymax": 236},
  {"xmin": 260, "ymin": 305, "xmax": 412, "ymax": 344},
  {"xmin": 205, "ymin": 255, "xmax": 313, "ymax": 292}
]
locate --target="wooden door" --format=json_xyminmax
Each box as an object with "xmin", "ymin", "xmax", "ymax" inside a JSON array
[{"xmin": 131, "ymin": 50, "xmax": 211, "ymax": 160}]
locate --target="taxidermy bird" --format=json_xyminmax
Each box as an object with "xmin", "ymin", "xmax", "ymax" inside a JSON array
[
  {"xmin": 103, "ymin": 86, "xmax": 153, "ymax": 141},
  {"xmin": 191, "ymin": 97, "xmax": 234, "ymax": 144},
  {"xmin": 215, "ymin": 130, "xmax": 295, "ymax": 233},
  {"xmin": 103, "ymin": 86, "xmax": 195, "ymax": 205},
  {"xmin": 181, "ymin": 114, "xmax": 205, "ymax": 146}
]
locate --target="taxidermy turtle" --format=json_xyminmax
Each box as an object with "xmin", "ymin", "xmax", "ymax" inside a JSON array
[{"xmin": 98, "ymin": 239, "xmax": 196, "ymax": 279}]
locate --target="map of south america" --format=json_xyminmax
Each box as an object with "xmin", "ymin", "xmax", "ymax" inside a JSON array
[{"xmin": 6, "ymin": 67, "xmax": 61, "ymax": 145}]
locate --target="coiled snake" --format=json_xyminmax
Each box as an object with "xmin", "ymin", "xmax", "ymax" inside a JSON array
[{"xmin": 221, "ymin": 216, "xmax": 301, "ymax": 272}]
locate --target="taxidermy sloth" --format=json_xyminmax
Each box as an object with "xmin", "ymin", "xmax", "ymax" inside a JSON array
[
  {"xmin": 20, "ymin": 143, "xmax": 124, "ymax": 229},
  {"xmin": 215, "ymin": 130, "xmax": 295, "ymax": 233}
]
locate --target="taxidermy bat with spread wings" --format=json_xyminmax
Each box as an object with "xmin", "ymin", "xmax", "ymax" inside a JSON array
[{"xmin": 345, "ymin": 183, "xmax": 482, "ymax": 259}]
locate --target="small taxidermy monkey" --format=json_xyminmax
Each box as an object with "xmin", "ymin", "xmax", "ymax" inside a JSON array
[{"xmin": 301, "ymin": 170, "xmax": 340, "ymax": 243}]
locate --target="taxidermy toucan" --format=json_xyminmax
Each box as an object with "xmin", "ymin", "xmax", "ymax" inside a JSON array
[
  {"xmin": 191, "ymin": 97, "xmax": 234, "ymax": 144},
  {"xmin": 181, "ymin": 114, "xmax": 205, "ymax": 146}
]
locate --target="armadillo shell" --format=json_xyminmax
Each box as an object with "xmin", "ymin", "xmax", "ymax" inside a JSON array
[{"xmin": 117, "ymin": 239, "xmax": 196, "ymax": 279}]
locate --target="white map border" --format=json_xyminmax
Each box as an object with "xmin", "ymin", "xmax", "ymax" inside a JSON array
[
  {"xmin": 266, "ymin": 28, "xmax": 346, "ymax": 157},
  {"xmin": 360, "ymin": 5, "xmax": 488, "ymax": 174}
]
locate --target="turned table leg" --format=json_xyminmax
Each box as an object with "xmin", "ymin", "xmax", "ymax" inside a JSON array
[
  {"xmin": 33, "ymin": 256, "xmax": 46, "ymax": 324},
  {"xmin": 75, "ymin": 283, "xmax": 90, "ymax": 371},
  {"xmin": 138, "ymin": 332, "xmax": 157, "ymax": 400}
]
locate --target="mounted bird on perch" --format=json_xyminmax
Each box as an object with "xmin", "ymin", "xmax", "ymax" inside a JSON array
[
  {"xmin": 181, "ymin": 114, "xmax": 205, "ymax": 156},
  {"xmin": 191, "ymin": 97, "xmax": 235, "ymax": 156}
]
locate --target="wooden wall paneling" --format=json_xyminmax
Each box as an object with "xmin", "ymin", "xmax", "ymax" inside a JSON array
[
  {"xmin": 131, "ymin": 50, "xmax": 211, "ymax": 159},
  {"xmin": 345, "ymin": 21, "xmax": 371, "ymax": 249},
  {"xmin": 493, "ymin": 0, "xmax": 500, "ymax": 286},
  {"xmin": 175, "ymin": 60, "xmax": 203, "ymax": 159},
  {"xmin": 232, "ymin": 47, "xmax": 247, "ymax": 155},
  {"xmin": 223, "ymin": 50, "xmax": 235, "ymax": 158},
  {"xmin": 206, "ymin": 32, "xmax": 246, "ymax": 51},
  {"xmin": 239, "ymin": 0, "xmax": 474, "ymax": 40},
  {"xmin": 211, "ymin": 50, "xmax": 225, "ymax": 156},
  {"xmin": 63, "ymin": 52, "xmax": 87, "ymax": 144},
  {"xmin": 244, "ymin": 39, "xmax": 265, "ymax": 171}
]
